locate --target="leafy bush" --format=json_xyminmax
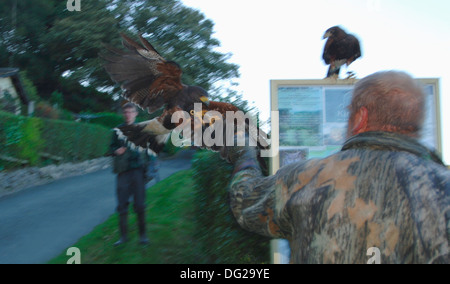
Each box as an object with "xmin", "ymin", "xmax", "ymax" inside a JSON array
[
  {"xmin": 19, "ymin": 71, "xmax": 40, "ymax": 102},
  {"xmin": 87, "ymin": 112, "xmax": 124, "ymax": 129},
  {"xmin": 0, "ymin": 111, "xmax": 110, "ymax": 170},
  {"xmin": 192, "ymin": 150, "xmax": 270, "ymax": 264},
  {"xmin": 0, "ymin": 113, "xmax": 26, "ymax": 169},
  {"xmin": 39, "ymin": 119, "xmax": 110, "ymax": 162},
  {"xmin": 33, "ymin": 101, "xmax": 74, "ymax": 121},
  {"xmin": 34, "ymin": 101, "xmax": 60, "ymax": 120},
  {"xmin": 15, "ymin": 117, "xmax": 44, "ymax": 165},
  {"xmin": 86, "ymin": 108, "xmax": 162, "ymax": 129}
]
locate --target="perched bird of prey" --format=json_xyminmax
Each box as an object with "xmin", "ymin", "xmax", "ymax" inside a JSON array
[
  {"xmin": 100, "ymin": 33, "xmax": 268, "ymax": 162},
  {"xmin": 322, "ymin": 26, "xmax": 361, "ymax": 78}
]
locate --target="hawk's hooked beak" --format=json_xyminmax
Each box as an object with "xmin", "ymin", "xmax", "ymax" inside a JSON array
[
  {"xmin": 323, "ymin": 32, "xmax": 331, "ymax": 39},
  {"xmin": 200, "ymin": 96, "xmax": 210, "ymax": 107}
]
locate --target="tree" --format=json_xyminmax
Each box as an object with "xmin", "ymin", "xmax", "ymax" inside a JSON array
[
  {"xmin": 43, "ymin": 1, "xmax": 123, "ymax": 94},
  {"xmin": 122, "ymin": 0, "xmax": 239, "ymax": 90},
  {"xmin": 0, "ymin": 0, "xmax": 60, "ymax": 89},
  {"xmin": 0, "ymin": 0, "xmax": 240, "ymax": 114}
]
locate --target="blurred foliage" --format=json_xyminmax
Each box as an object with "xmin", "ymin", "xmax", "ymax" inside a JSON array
[
  {"xmin": 124, "ymin": 0, "xmax": 240, "ymax": 89},
  {"xmin": 162, "ymin": 138, "xmax": 187, "ymax": 156},
  {"xmin": 192, "ymin": 150, "xmax": 270, "ymax": 264},
  {"xmin": 0, "ymin": 111, "xmax": 110, "ymax": 170},
  {"xmin": 34, "ymin": 101, "xmax": 61, "ymax": 120},
  {"xmin": 50, "ymin": 90, "xmax": 64, "ymax": 108},
  {"xmin": 0, "ymin": 0, "xmax": 240, "ymax": 114},
  {"xmin": 34, "ymin": 100, "xmax": 73, "ymax": 121},
  {"xmin": 0, "ymin": 89, "xmax": 18, "ymax": 113},
  {"xmin": 14, "ymin": 117, "xmax": 44, "ymax": 166},
  {"xmin": 87, "ymin": 112, "xmax": 124, "ymax": 129},
  {"xmin": 39, "ymin": 119, "xmax": 110, "ymax": 162},
  {"xmin": 18, "ymin": 71, "xmax": 40, "ymax": 102},
  {"xmin": 85, "ymin": 107, "xmax": 156, "ymax": 129}
]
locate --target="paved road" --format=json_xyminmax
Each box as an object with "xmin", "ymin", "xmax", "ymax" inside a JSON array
[{"xmin": 0, "ymin": 150, "xmax": 195, "ymax": 264}]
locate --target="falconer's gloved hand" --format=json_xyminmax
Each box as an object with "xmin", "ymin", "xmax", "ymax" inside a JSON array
[{"xmin": 219, "ymin": 134, "xmax": 261, "ymax": 174}]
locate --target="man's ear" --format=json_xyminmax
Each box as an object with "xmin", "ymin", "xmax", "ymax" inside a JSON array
[{"xmin": 351, "ymin": 106, "xmax": 369, "ymax": 135}]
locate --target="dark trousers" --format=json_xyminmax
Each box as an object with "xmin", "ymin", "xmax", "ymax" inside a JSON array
[{"xmin": 116, "ymin": 167, "xmax": 146, "ymax": 215}]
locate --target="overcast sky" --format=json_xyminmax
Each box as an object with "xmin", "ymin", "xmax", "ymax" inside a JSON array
[{"xmin": 181, "ymin": 0, "xmax": 450, "ymax": 164}]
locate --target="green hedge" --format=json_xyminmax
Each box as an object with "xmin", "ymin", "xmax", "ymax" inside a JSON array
[
  {"xmin": 0, "ymin": 111, "xmax": 111, "ymax": 170},
  {"xmin": 192, "ymin": 150, "xmax": 270, "ymax": 264},
  {"xmin": 88, "ymin": 112, "xmax": 124, "ymax": 129},
  {"xmin": 86, "ymin": 110, "xmax": 157, "ymax": 130}
]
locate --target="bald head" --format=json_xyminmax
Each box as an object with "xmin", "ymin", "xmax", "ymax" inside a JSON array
[{"xmin": 347, "ymin": 71, "xmax": 425, "ymax": 138}]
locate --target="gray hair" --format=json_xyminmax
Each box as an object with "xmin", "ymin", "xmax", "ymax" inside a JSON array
[{"xmin": 350, "ymin": 71, "xmax": 426, "ymax": 136}]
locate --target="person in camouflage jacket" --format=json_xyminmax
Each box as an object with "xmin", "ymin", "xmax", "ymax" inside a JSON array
[{"xmin": 227, "ymin": 71, "xmax": 450, "ymax": 264}]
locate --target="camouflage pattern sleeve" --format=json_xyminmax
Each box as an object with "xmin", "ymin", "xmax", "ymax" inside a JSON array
[
  {"xmin": 229, "ymin": 146, "xmax": 316, "ymax": 240},
  {"xmin": 229, "ymin": 166, "xmax": 284, "ymax": 239},
  {"xmin": 228, "ymin": 136, "xmax": 450, "ymax": 263}
]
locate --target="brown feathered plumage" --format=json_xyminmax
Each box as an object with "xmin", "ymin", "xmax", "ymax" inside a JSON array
[
  {"xmin": 102, "ymin": 33, "xmax": 185, "ymax": 113},
  {"xmin": 101, "ymin": 33, "xmax": 269, "ymax": 161},
  {"xmin": 322, "ymin": 26, "xmax": 361, "ymax": 78}
]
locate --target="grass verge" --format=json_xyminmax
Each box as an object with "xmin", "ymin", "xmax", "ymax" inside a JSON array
[{"xmin": 48, "ymin": 169, "xmax": 205, "ymax": 264}]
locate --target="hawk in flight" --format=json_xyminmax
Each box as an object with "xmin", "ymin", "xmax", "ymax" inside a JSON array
[
  {"xmin": 322, "ymin": 26, "xmax": 362, "ymax": 78},
  {"xmin": 100, "ymin": 33, "xmax": 268, "ymax": 162}
]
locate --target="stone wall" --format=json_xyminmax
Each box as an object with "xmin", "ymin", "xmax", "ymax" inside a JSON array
[{"xmin": 0, "ymin": 157, "xmax": 112, "ymax": 198}]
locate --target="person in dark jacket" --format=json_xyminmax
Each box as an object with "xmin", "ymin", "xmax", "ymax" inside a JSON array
[
  {"xmin": 226, "ymin": 71, "xmax": 449, "ymax": 263},
  {"xmin": 110, "ymin": 103, "xmax": 151, "ymax": 246}
]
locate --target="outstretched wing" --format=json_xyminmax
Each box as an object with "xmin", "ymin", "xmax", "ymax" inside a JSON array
[
  {"xmin": 101, "ymin": 33, "xmax": 183, "ymax": 113},
  {"xmin": 113, "ymin": 100, "xmax": 270, "ymax": 168}
]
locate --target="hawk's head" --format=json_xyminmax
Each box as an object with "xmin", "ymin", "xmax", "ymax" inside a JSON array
[{"xmin": 323, "ymin": 26, "xmax": 346, "ymax": 40}]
